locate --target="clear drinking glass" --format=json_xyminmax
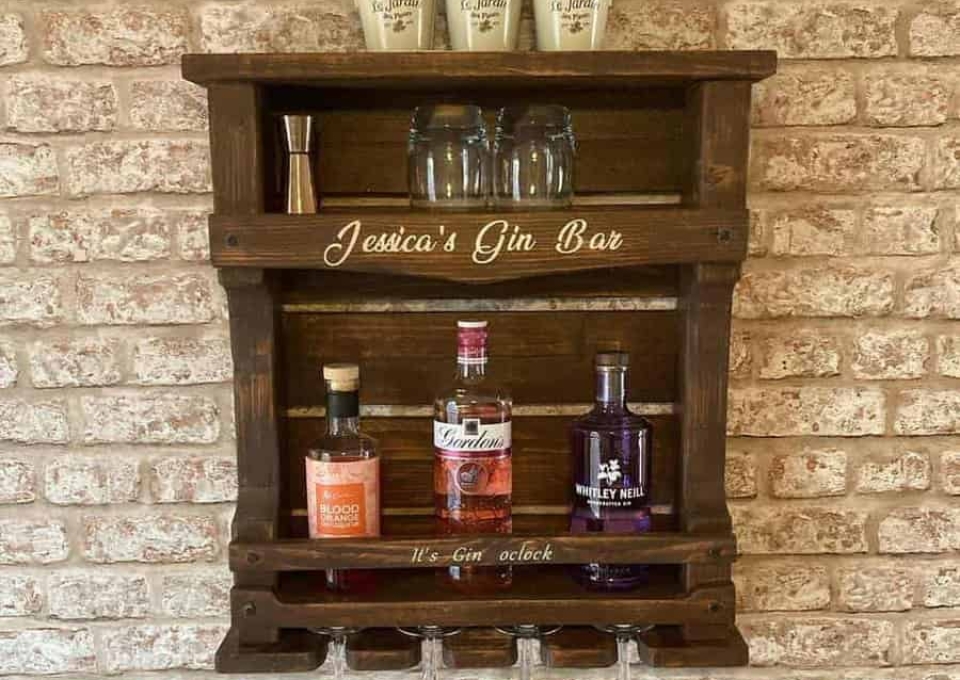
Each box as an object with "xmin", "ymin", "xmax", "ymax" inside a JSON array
[
  {"xmin": 493, "ymin": 105, "xmax": 575, "ymax": 209},
  {"xmin": 409, "ymin": 105, "xmax": 490, "ymax": 209}
]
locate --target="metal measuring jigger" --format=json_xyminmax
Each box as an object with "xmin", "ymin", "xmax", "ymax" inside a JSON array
[{"xmin": 281, "ymin": 114, "xmax": 318, "ymax": 214}]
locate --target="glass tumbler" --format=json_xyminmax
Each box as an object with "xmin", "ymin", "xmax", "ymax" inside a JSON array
[
  {"xmin": 408, "ymin": 105, "xmax": 490, "ymax": 209},
  {"xmin": 493, "ymin": 105, "xmax": 576, "ymax": 209}
]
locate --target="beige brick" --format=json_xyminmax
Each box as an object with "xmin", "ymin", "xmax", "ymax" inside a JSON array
[
  {"xmin": 177, "ymin": 212, "xmax": 211, "ymax": 261},
  {"xmin": 910, "ymin": 1, "xmax": 960, "ymax": 56},
  {"xmin": 864, "ymin": 68, "xmax": 950, "ymax": 127},
  {"xmin": 5, "ymin": 78, "xmax": 117, "ymax": 133},
  {"xmin": 198, "ymin": 3, "xmax": 362, "ymax": 53},
  {"xmin": 0, "ymin": 273, "xmax": 63, "ymax": 327},
  {"xmin": 0, "ymin": 340, "xmax": 16, "ymax": 387},
  {"xmin": 857, "ymin": 450, "xmax": 931, "ymax": 494},
  {"xmin": 728, "ymin": 387, "xmax": 885, "ymax": 437},
  {"xmin": 752, "ymin": 68, "xmax": 856, "ymax": 127},
  {"xmin": 732, "ymin": 507, "xmax": 867, "ymax": 554},
  {"xmin": 729, "ymin": 330, "xmax": 751, "ymax": 379},
  {"xmin": 725, "ymin": 1, "xmax": 897, "ymax": 57},
  {"xmin": 903, "ymin": 619, "xmax": 960, "ymax": 664},
  {"xmin": 837, "ymin": 565, "xmax": 915, "ymax": 612},
  {"xmin": 752, "ymin": 133, "xmax": 924, "ymax": 193},
  {"xmin": 81, "ymin": 394, "xmax": 220, "ymax": 445},
  {"xmin": 895, "ymin": 390, "xmax": 960, "ymax": 435},
  {"xmin": 734, "ymin": 563, "xmax": 830, "ymax": 611},
  {"xmin": 76, "ymin": 273, "xmax": 217, "ymax": 326},
  {"xmin": 939, "ymin": 336, "xmax": 960, "ymax": 377},
  {"xmin": 0, "ymin": 214, "xmax": 17, "ymax": 264},
  {"xmin": 770, "ymin": 449, "xmax": 847, "ymax": 499},
  {"xmin": 0, "ymin": 14, "xmax": 27, "ymax": 65},
  {"xmin": 129, "ymin": 81, "xmax": 208, "ymax": 132},
  {"xmin": 30, "ymin": 338, "xmax": 122, "ymax": 389},
  {"xmin": 0, "ymin": 400, "xmax": 68, "ymax": 444},
  {"xmin": 758, "ymin": 333, "xmax": 841, "ymax": 379},
  {"xmin": 64, "ymin": 141, "xmax": 211, "ymax": 197},
  {"xmin": 922, "ymin": 563, "xmax": 960, "ymax": 607},
  {"xmin": 29, "ymin": 209, "xmax": 173, "ymax": 264},
  {"xmin": 604, "ymin": 0, "xmax": 714, "ymax": 49},
  {"xmin": 734, "ymin": 265, "xmax": 894, "ymax": 319},
  {"xmin": 903, "ymin": 264, "xmax": 960, "ymax": 318},
  {"xmin": 862, "ymin": 206, "xmax": 940, "ymax": 255},
  {"xmin": 42, "ymin": 9, "xmax": 188, "ymax": 66},
  {"xmin": 45, "ymin": 457, "xmax": 140, "ymax": 505},
  {"xmin": 161, "ymin": 570, "xmax": 232, "ymax": 617},
  {"xmin": 942, "ymin": 450, "xmax": 960, "ymax": 495},
  {"xmin": 49, "ymin": 572, "xmax": 148, "ymax": 620},
  {"xmin": 149, "ymin": 456, "xmax": 237, "ymax": 504},
  {"xmin": 725, "ymin": 450, "xmax": 757, "ymax": 498},
  {"xmin": 100, "ymin": 623, "xmax": 226, "ymax": 672},
  {"xmin": 852, "ymin": 330, "xmax": 929, "ymax": 380},
  {"xmin": 934, "ymin": 136, "xmax": 960, "ymax": 189},
  {"xmin": 0, "ymin": 628, "xmax": 95, "ymax": 675},
  {"xmin": 764, "ymin": 207, "xmax": 856, "ymax": 257},
  {"xmin": 82, "ymin": 515, "xmax": 219, "ymax": 564},
  {"xmin": 132, "ymin": 337, "xmax": 233, "ymax": 385},
  {"xmin": 879, "ymin": 507, "xmax": 960, "ymax": 553},
  {"xmin": 0, "ymin": 143, "xmax": 59, "ymax": 198},
  {"xmin": 0, "ymin": 458, "xmax": 35, "ymax": 503},
  {"xmin": 747, "ymin": 211, "xmax": 767, "ymax": 256},
  {"xmin": 0, "ymin": 575, "xmax": 43, "ymax": 616},
  {"xmin": 0, "ymin": 519, "xmax": 68, "ymax": 564},
  {"xmin": 742, "ymin": 617, "xmax": 894, "ymax": 667}
]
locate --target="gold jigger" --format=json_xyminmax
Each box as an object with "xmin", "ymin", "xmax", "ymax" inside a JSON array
[{"xmin": 281, "ymin": 114, "xmax": 318, "ymax": 214}]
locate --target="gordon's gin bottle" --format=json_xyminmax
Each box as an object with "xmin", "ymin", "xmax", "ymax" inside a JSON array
[
  {"xmin": 306, "ymin": 363, "xmax": 380, "ymax": 591},
  {"xmin": 570, "ymin": 352, "xmax": 652, "ymax": 589},
  {"xmin": 433, "ymin": 320, "xmax": 513, "ymax": 588}
]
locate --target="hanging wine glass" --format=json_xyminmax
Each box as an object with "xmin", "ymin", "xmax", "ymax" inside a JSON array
[
  {"xmin": 310, "ymin": 627, "xmax": 360, "ymax": 680},
  {"xmin": 595, "ymin": 625, "xmax": 652, "ymax": 680},
  {"xmin": 494, "ymin": 625, "xmax": 562, "ymax": 680},
  {"xmin": 398, "ymin": 626, "xmax": 462, "ymax": 680}
]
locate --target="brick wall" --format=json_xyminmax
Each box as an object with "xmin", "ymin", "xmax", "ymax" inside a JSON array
[{"xmin": 0, "ymin": 1, "xmax": 958, "ymax": 678}]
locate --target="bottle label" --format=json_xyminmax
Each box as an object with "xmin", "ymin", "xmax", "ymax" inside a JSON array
[
  {"xmin": 305, "ymin": 457, "xmax": 380, "ymax": 538},
  {"xmin": 434, "ymin": 420, "xmax": 512, "ymax": 497},
  {"xmin": 575, "ymin": 456, "xmax": 645, "ymax": 509}
]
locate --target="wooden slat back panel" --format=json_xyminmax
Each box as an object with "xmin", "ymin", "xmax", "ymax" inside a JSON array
[
  {"xmin": 281, "ymin": 311, "xmax": 679, "ymax": 409},
  {"xmin": 281, "ymin": 415, "xmax": 678, "ymax": 535}
]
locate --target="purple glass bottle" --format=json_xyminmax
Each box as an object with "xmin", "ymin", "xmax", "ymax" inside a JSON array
[{"xmin": 569, "ymin": 352, "xmax": 652, "ymax": 589}]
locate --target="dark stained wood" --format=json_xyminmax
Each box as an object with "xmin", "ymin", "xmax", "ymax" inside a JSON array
[
  {"xmin": 182, "ymin": 52, "xmax": 777, "ymax": 87},
  {"xmin": 282, "ymin": 416, "xmax": 679, "ymax": 515},
  {"xmin": 210, "ymin": 208, "xmax": 748, "ymax": 281},
  {"xmin": 636, "ymin": 626, "xmax": 748, "ymax": 667},
  {"xmin": 282, "ymin": 311, "xmax": 678, "ymax": 408},
  {"xmin": 541, "ymin": 627, "xmax": 617, "ymax": 667},
  {"xmin": 345, "ymin": 629, "xmax": 420, "ymax": 671},
  {"xmin": 208, "ymin": 84, "xmax": 264, "ymax": 214},
  {"xmin": 251, "ymin": 568, "xmax": 733, "ymax": 628},
  {"xmin": 216, "ymin": 628, "xmax": 325, "ymax": 673},
  {"xmin": 443, "ymin": 628, "xmax": 517, "ymax": 668}
]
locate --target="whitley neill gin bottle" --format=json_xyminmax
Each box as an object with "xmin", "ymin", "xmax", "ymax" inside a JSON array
[
  {"xmin": 306, "ymin": 364, "xmax": 380, "ymax": 592},
  {"xmin": 570, "ymin": 352, "xmax": 652, "ymax": 589},
  {"xmin": 434, "ymin": 321, "xmax": 512, "ymax": 588}
]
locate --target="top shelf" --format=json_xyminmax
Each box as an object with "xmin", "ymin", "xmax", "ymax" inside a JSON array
[{"xmin": 182, "ymin": 51, "xmax": 777, "ymax": 89}]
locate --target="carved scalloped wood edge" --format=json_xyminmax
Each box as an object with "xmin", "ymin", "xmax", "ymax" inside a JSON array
[
  {"xmin": 443, "ymin": 628, "xmax": 518, "ymax": 668},
  {"xmin": 346, "ymin": 629, "xmax": 421, "ymax": 671},
  {"xmin": 541, "ymin": 627, "xmax": 618, "ymax": 667},
  {"xmin": 216, "ymin": 627, "xmax": 326, "ymax": 673}
]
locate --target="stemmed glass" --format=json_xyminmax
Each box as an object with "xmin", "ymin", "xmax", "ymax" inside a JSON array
[
  {"xmin": 494, "ymin": 625, "xmax": 562, "ymax": 680},
  {"xmin": 398, "ymin": 626, "xmax": 461, "ymax": 680},
  {"xmin": 310, "ymin": 627, "xmax": 360, "ymax": 680},
  {"xmin": 595, "ymin": 625, "xmax": 652, "ymax": 680}
]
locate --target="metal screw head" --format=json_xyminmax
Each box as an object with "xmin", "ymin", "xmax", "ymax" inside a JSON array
[
  {"xmin": 708, "ymin": 601, "xmax": 722, "ymax": 613},
  {"xmin": 708, "ymin": 547, "xmax": 722, "ymax": 558},
  {"xmin": 226, "ymin": 234, "xmax": 240, "ymax": 247},
  {"xmin": 241, "ymin": 602, "xmax": 256, "ymax": 617},
  {"xmin": 246, "ymin": 551, "xmax": 261, "ymax": 564},
  {"xmin": 717, "ymin": 228, "xmax": 733, "ymax": 243}
]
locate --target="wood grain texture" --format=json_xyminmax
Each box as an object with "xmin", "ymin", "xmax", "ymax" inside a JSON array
[
  {"xmin": 282, "ymin": 310, "xmax": 678, "ymax": 408},
  {"xmin": 282, "ymin": 415, "xmax": 678, "ymax": 515},
  {"xmin": 541, "ymin": 627, "xmax": 617, "ymax": 667},
  {"xmin": 182, "ymin": 51, "xmax": 777, "ymax": 87},
  {"xmin": 210, "ymin": 208, "xmax": 748, "ymax": 281},
  {"xmin": 443, "ymin": 628, "xmax": 517, "ymax": 668},
  {"xmin": 345, "ymin": 629, "xmax": 421, "ymax": 671},
  {"xmin": 636, "ymin": 626, "xmax": 748, "ymax": 667},
  {"xmin": 216, "ymin": 627, "xmax": 325, "ymax": 673},
  {"xmin": 208, "ymin": 84, "xmax": 264, "ymax": 214}
]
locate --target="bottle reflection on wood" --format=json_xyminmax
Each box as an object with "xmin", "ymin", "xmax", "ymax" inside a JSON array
[{"xmin": 570, "ymin": 352, "xmax": 652, "ymax": 589}]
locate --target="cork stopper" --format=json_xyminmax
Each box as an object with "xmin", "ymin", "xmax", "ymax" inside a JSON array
[{"xmin": 323, "ymin": 363, "xmax": 359, "ymax": 391}]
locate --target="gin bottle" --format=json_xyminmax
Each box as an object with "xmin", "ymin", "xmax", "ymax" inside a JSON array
[
  {"xmin": 570, "ymin": 352, "xmax": 652, "ymax": 589},
  {"xmin": 433, "ymin": 320, "xmax": 512, "ymax": 589}
]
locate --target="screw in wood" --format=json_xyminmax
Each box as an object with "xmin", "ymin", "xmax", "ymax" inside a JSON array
[
  {"xmin": 246, "ymin": 551, "xmax": 261, "ymax": 564},
  {"xmin": 717, "ymin": 228, "xmax": 733, "ymax": 243},
  {"xmin": 226, "ymin": 234, "xmax": 240, "ymax": 247},
  {"xmin": 708, "ymin": 547, "xmax": 722, "ymax": 558},
  {"xmin": 241, "ymin": 602, "xmax": 257, "ymax": 617},
  {"xmin": 708, "ymin": 601, "xmax": 722, "ymax": 613}
]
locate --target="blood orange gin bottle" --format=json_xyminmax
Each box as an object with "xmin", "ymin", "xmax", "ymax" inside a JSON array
[
  {"xmin": 306, "ymin": 363, "xmax": 380, "ymax": 592},
  {"xmin": 433, "ymin": 320, "xmax": 512, "ymax": 588},
  {"xmin": 570, "ymin": 352, "xmax": 652, "ymax": 589}
]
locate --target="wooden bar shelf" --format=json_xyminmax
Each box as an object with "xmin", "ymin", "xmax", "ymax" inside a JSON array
[{"xmin": 184, "ymin": 49, "xmax": 776, "ymax": 674}]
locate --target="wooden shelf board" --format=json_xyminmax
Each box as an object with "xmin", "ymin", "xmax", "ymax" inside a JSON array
[
  {"xmin": 232, "ymin": 515, "xmax": 734, "ymax": 570},
  {"xmin": 209, "ymin": 207, "xmax": 748, "ymax": 282},
  {"xmin": 239, "ymin": 567, "xmax": 733, "ymax": 628},
  {"xmin": 183, "ymin": 51, "xmax": 777, "ymax": 88}
]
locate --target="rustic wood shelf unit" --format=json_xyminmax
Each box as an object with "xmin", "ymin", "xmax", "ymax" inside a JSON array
[{"xmin": 183, "ymin": 50, "xmax": 776, "ymax": 674}]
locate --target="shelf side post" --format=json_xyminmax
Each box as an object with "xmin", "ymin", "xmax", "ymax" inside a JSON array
[{"xmin": 673, "ymin": 80, "xmax": 751, "ymax": 651}]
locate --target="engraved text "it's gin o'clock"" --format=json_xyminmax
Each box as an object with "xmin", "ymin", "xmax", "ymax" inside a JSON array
[{"xmin": 409, "ymin": 541, "xmax": 555, "ymax": 565}]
